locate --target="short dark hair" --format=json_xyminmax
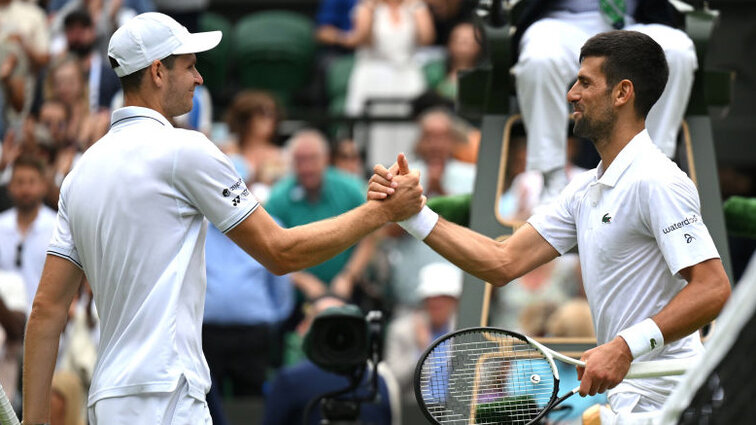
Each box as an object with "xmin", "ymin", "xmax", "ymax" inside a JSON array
[
  {"xmin": 64, "ymin": 9, "xmax": 93, "ymax": 29},
  {"xmin": 109, "ymin": 54, "xmax": 179, "ymax": 93},
  {"xmin": 12, "ymin": 156, "xmax": 46, "ymax": 178},
  {"xmin": 579, "ymin": 31, "xmax": 668, "ymax": 119}
]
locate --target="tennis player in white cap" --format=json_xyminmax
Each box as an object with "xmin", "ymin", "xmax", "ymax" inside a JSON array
[{"xmin": 22, "ymin": 13, "xmax": 424, "ymax": 424}]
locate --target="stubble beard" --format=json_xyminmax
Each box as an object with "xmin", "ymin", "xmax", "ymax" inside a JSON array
[{"xmin": 573, "ymin": 104, "xmax": 616, "ymax": 146}]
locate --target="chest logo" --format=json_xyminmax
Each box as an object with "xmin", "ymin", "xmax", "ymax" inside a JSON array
[{"xmin": 602, "ymin": 213, "xmax": 612, "ymax": 224}]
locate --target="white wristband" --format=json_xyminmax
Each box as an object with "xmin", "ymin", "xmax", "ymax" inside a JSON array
[
  {"xmin": 617, "ymin": 318, "xmax": 664, "ymax": 359},
  {"xmin": 398, "ymin": 206, "xmax": 439, "ymax": 240}
]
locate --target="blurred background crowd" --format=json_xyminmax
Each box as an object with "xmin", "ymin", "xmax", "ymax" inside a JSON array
[{"xmin": 0, "ymin": 0, "xmax": 754, "ymax": 424}]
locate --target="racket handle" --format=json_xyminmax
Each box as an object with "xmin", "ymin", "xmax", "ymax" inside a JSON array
[
  {"xmin": 0, "ymin": 384, "xmax": 19, "ymax": 425},
  {"xmin": 626, "ymin": 357, "xmax": 692, "ymax": 379}
]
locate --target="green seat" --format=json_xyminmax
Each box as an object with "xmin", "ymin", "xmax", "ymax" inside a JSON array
[
  {"xmin": 233, "ymin": 11, "xmax": 316, "ymax": 108},
  {"xmin": 326, "ymin": 54, "xmax": 354, "ymax": 116},
  {"xmin": 196, "ymin": 12, "xmax": 232, "ymax": 98}
]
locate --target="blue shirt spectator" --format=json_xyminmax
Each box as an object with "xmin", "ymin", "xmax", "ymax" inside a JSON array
[{"xmin": 316, "ymin": 0, "xmax": 358, "ymax": 32}]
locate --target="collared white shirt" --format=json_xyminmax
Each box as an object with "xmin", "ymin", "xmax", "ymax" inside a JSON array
[
  {"xmin": 0, "ymin": 205, "xmax": 57, "ymax": 312},
  {"xmin": 528, "ymin": 129, "xmax": 719, "ymax": 404},
  {"xmin": 48, "ymin": 106, "xmax": 258, "ymax": 406}
]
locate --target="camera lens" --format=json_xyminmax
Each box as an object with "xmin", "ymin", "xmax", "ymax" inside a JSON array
[{"xmin": 326, "ymin": 326, "xmax": 355, "ymax": 353}]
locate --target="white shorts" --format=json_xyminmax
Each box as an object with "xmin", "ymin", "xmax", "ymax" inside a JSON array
[{"xmin": 88, "ymin": 377, "xmax": 212, "ymax": 425}]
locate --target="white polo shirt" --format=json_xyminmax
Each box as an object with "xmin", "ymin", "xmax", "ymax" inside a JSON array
[
  {"xmin": 528, "ymin": 129, "xmax": 719, "ymax": 404},
  {"xmin": 48, "ymin": 106, "xmax": 259, "ymax": 406},
  {"xmin": 0, "ymin": 205, "xmax": 57, "ymax": 312}
]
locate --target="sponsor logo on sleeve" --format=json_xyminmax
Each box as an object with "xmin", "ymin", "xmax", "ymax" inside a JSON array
[
  {"xmin": 684, "ymin": 233, "xmax": 695, "ymax": 243},
  {"xmin": 221, "ymin": 179, "xmax": 244, "ymax": 198},
  {"xmin": 661, "ymin": 214, "xmax": 699, "ymax": 235}
]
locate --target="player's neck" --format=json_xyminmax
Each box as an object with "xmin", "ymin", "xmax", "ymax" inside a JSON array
[
  {"xmin": 123, "ymin": 91, "xmax": 170, "ymax": 121},
  {"xmin": 596, "ymin": 118, "xmax": 645, "ymax": 170}
]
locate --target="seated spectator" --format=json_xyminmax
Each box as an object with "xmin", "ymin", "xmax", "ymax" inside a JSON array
[
  {"xmin": 384, "ymin": 261, "xmax": 462, "ymax": 401},
  {"xmin": 331, "ymin": 137, "xmax": 365, "ymax": 179},
  {"xmin": 266, "ymin": 130, "xmax": 376, "ymax": 315},
  {"xmin": 264, "ymin": 296, "xmax": 398, "ymax": 425},
  {"xmin": 56, "ymin": 280, "xmax": 98, "ymax": 390},
  {"xmin": 412, "ymin": 107, "xmax": 476, "ymax": 196},
  {"xmin": 424, "ymin": 0, "xmax": 476, "ymax": 46},
  {"xmin": 60, "ymin": 9, "xmax": 121, "ymax": 111},
  {"xmin": 512, "ymin": 0, "xmax": 696, "ymax": 201},
  {"xmin": 433, "ymin": 21, "xmax": 481, "ymax": 101},
  {"xmin": 0, "ymin": 156, "xmax": 57, "ymax": 310},
  {"xmin": 0, "ymin": 42, "xmax": 29, "ymax": 130},
  {"xmin": 50, "ymin": 370, "xmax": 86, "ymax": 425},
  {"xmin": 223, "ymin": 90, "xmax": 286, "ymax": 200}
]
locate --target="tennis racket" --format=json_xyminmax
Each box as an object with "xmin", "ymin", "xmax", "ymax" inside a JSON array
[
  {"xmin": 414, "ymin": 327, "xmax": 691, "ymax": 425},
  {"xmin": 0, "ymin": 384, "xmax": 19, "ymax": 425}
]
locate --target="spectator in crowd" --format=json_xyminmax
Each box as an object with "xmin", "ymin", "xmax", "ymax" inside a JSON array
[
  {"xmin": 224, "ymin": 90, "xmax": 286, "ymax": 201},
  {"xmin": 424, "ymin": 0, "xmax": 476, "ymax": 46},
  {"xmin": 56, "ymin": 280, "xmax": 98, "ymax": 390},
  {"xmin": 202, "ymin": 221, "xmax": 294, "ymax": 398},
  {"xmin": 44, "ymin": 55, "xmax": 109, "ymax": 152},
  {"xmin": 512, "ymin": 1, "xmax": 697, "ymax": 201},
  {"xmin": 433, "ymin": 21, "xmax": 481, "ymax": 101},
  {"xmin": 0, "ymin": 43, "xmax": 28, "ymax": 131},
  {"xmin": 331, "ymin": 137, "xmax": 365, "ymax": 179},
  {"xmin": 344, "ymin": 0, "xmax": 435, "ymax": 116},
  {"xmin": 412, "ymin": 107, "xmax": 476, "ymax": 196},
  {"xmin": 0, "ymin": 269, "xmax": 27, "ymax": 406},
  {"xmin": 49, "ymin": 0, "xmax": 146, "ymax": 56},
  {"xmin": 61, "ymin": 9, "xmax": 121, "ymax": 111},
  {"xmin": 0, "ymin": 156, "xmax": 57, "ymax": 311},
  {"xmin": 264, "ymin": 296, "xmax": 399, "ymax": 425},
  {"xmin": 266, "ymin": 130, "xmax": 376, "ymax": 307},
  {"xmin": 50, "ymin": 370, "xmax": 87, "ymax": 425},
  {"xmin": 384, "ymin": 261, "xmax": 462, "ymax": 401},
  {"xmin": 315, "ymin": 0, "xmax": 359, "ymax": 52},
  {"xmin": 0, "ymin": 0, "xmax": 50, "ymax": 72}
]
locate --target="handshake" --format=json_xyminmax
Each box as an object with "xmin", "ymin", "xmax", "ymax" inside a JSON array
[{"xmin": 367, "ymin": 153, "xmax": 439, "ymax": 240}]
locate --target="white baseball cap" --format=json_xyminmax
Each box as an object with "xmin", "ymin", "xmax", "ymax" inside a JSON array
[
  {"xmin": 108, "ymin": 12, "xmax": 222, "ymax": 77},
  {"xmin": 416, "ymin": 262, "xmax": 463, "ymax": 299}
]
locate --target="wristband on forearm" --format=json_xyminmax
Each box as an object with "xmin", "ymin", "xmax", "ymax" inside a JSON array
[
  {"xmin": 617, "ymin": 318, "xmax": 665, "ymax": 359},
  {"xmin": 398, "ymin": 206, "xmax": 439, "ymax": 240}
]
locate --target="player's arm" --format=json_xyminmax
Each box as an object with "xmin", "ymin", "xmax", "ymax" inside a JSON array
[
  {"xmin": 227, "ymin": 172, "xmax": 424, "ymax": 276},
  {"xmin": 23, "ymin": 255, "xmax": 83, "ymax": 422},
  {"xmin": 577, "ymin": 258, "xmax": 730, "ymax": 396},
  {"xmin": 368, "ymin": 159, "xmax": 559, "ymax": 286}
]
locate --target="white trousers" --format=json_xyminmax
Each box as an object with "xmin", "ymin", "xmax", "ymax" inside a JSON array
[
  {"xmin": 512, "ymin": 11, "xmax": 698, "ymax": 172},
  {"xmin": 88, "ymin": 377, "xmax": 212, "ymax": 425}
]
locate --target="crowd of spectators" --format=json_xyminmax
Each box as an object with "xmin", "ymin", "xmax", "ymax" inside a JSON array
[{"xmin": 0, "ymin": 0, "xmax": 750, "ymax": 424}]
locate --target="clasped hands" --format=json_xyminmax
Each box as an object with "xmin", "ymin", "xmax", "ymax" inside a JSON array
[{"xmin": 368, "ymin": 153, "xmax": 426, "ymax": 222}]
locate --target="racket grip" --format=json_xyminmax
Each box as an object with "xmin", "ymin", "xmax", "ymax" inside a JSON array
[
  {"xmin": 625, "ymin": 358, "xmax": 693, "ymax": 379},
  {"xmin": 0, "ymin": 385, "xmax": 19, "ymax": 425}
]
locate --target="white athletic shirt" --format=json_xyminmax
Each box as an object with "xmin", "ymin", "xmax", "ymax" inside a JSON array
[
  {"xmin": 528, "ymin": 129, "xmax": 720, "ymax": 405},
  {"xmin": 48, "ymin": 106, "xmax": 259, "ymax": 406}
]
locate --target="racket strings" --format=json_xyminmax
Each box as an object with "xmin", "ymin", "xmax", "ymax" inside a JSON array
[{"xmin": 418, "ymin": 331, "xmax": 556, "ymax": 425}]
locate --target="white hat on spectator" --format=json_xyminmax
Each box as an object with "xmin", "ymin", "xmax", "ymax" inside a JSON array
[
  {"xmin": 108, "ymin": 12, "xmax": 222, "ymax": 77},
  {"xmin": 416, "ymin": 262, "xmax": 463, "ymax": 300}
]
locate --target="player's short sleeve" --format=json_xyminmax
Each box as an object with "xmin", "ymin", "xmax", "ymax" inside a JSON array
[
  {"xmin": 173, "ymin": 132, "xmax": 259, "ymax": 233},
  {"xmin": 526, "ymin": 179, "xmax": 579, "ymax": 255},
  {"xmin": 641, "ymin": 172, "xmax": 719, "ymax": 275},
  {"xmin": 47, "ymin": 191, "xmax": 83, "ymax": 269}
]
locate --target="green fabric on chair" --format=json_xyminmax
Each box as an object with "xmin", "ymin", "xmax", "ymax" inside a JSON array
[
  {"xmin": 196, "ymin": 12, "xmax": 232, "ymax": 97},
  {"xmin": 724, "ymin": 197, "xmax": 756, "ymax": 239},
  {"xmin": 233, "ymin": 11, "xmax": 316, "ymax": 108},
  {"xmin": 326, "ymin": 54, "xmax": 355, "ymax": 116}
]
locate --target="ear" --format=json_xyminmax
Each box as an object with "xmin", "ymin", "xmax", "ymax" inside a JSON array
[
  {"xmin": 613, "ymin": 79, "xmax": 634, "ymax": 108},
  {"xmin": 148, "ymin": 60, "xmax": 166, "ymax": 88}
]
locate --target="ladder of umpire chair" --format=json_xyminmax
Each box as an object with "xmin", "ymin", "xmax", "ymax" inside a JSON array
[{"xmin": 454, "ymin": 4, "xmax": 733, "ymax": 354}]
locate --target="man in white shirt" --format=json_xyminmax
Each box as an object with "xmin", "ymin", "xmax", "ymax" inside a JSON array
[
  {"xmin": 22, "ymin": 12, "xmax": 425, "ymax": 424},
  {"xmin": 368, "ymin": 31, "xmax": 731, "ymax": 417},
  {"xmin": 0, "ymin": 156, "xmax": 57, "ymax": 311}
]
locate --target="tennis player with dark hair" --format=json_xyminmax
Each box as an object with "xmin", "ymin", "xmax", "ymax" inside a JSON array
[
  {"xmin": 370, "ymin": 30, "xmax": 731, "ymax": 418},
  {"xmin": 22, "ymin": 13, "xmax": 424, "ymax": 424}
]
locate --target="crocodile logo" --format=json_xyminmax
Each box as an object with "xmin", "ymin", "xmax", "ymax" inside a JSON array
[{"xmin": 602, "ymin": 213, "xmax": 612, "ymax": 224}]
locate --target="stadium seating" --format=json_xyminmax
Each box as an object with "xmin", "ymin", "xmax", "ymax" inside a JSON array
[
  {"xmin": 197, "ymin": 12, "xmax": 233, "ymax": 100},
  {"xmin": 233, "ymin": 11, "xmax": 316, "ymax": 109}
]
